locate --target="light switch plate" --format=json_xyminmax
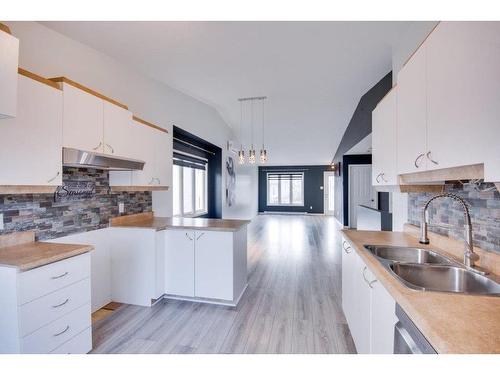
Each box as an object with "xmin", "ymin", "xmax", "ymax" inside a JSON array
[
  {"xmin": 118, "ymin": 203, "xmax": 124, "ymax": 214},
  {"xmin": 0, "ymin": 213, "xmax": 3, "ymax": 230}
]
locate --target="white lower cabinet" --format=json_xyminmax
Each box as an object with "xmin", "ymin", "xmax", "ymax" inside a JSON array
[
  {"xmin": 164, "ymin": 229, "xmax": 195, "ymax": 297},
  {"xmin": 341, "ymin": 236, "xmax": 396, "ymax": 354},
  {"xmin": 0, "ymin": 253, "xmax": 92, "ymax": 354},
  {"xmin": 165, "ymin": 228, "xmax": 247, "ymax": 304}
]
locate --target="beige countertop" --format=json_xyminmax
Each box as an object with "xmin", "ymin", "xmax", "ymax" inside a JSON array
[
  {"xmin": 110, "ymin": 212, "xmax": 250, "ymax": 232},
  {"xmin": 0, "ymin": 232, "xmax": 93, "ymax": 271},
  {"xmin": 341, "ymin": 229, "xmax": 500, "ymax": 354}
]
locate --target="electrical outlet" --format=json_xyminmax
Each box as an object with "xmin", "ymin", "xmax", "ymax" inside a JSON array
[
  {"xmin": 118, "ymin": 203, "xmax": 125, "ymax": 214},
  {"xmin": 0, "ymin": 213, "xmax": 3, "ymax": 230}
]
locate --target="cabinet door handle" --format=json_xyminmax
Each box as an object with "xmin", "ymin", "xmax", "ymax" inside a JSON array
[
  {"xmin": 51, "ymin": 271, "xmax": 68, "ymax": 280},
  {"xmin": 148, "ymin": 178, "xmax": 155, "ymax": 185},
  {"xmin": 93, "ymin": 141, "xmax": 103, "ymax": 151},
  {"xmin": 196, "ymin": 232, "xmax": 205, "ymax": 241},
  {"xmin": 105, "ymin": 143, "xmax": 114, "ymax": 154},
  {"xmin": 52, "ymin": 298, "xmax": 69, "ymax": 308},
  {"xmin": 426, "ymin": 151, "xmax": 439, "ymax": 165},
  {"xmin": 185, "ymin": 233, "xmax": 193, "ymax": 241},
  {"xmin": 414, "ymin": 153, "xmax": 425, "ymax": 168},
  {"xmin": 47, "ymin": 171, "xmax": 60, "ymax": 183},
  {"xmin": 375, "ymin": 173, "xmax": 381, "ymax": 183},
  {"xmin": 154, "ymin": 177, "xmax": 161, "ymax": 185},
  {"xmin": 380, "ymin": 173, "xmax": 388, "ymax": 183},
  {"xmin": 53, "ymin": 325, "xmax": 70, "ymax": 337},
  {"xmin": 342, "ymin": 241, "xmax": 351, "ymax": 254},
  {"xmin": 362, "ymin": 266, "xmax": 377, "ymax": 288}
]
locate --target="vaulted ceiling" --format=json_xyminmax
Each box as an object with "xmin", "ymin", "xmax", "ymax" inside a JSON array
[{"xmin": 42, "ymin": 21, "xmax": 412, "ymax": 165}]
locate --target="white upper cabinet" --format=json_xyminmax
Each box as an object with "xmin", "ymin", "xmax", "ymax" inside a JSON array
[
  {"xmin": 396, "ymin": 45, "xmax": 427, "ymax": 175},
  {"xmin": 109, "ymin": 120, "xmax": 171, "ymax": 188},
  {"xmin": 372, "ymin": 88, "xmax": 397, "ymax": 186},
  {"xmin": 153, "ymin": 127, "xmax": 172, "ymax": 187},
  {"xmin": 102, "ymin": 101, "xmax": 133, "ymax": 158},
  {"xmin": 61, "ymin": 82, "xmax": 104, "ymax": 153},
  {"xmin": 426, "ymin": 22, "xmax": 500, "ymax": 172},
  {"xmin": 0, "ymin": 29, "xmax": 19, "ymax": 118},
  {"xmin": 0, "ymin": 75, "xmax": 62, "ymax": 186}
]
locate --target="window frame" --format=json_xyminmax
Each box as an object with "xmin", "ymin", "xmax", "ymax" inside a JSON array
[
  {"xmin": 173, "ymin": 157, "xmax": 208, "ymax": 218},
  {"xmin": 266, "ymin": 172, "xmax": 305, "ymax": 207}
]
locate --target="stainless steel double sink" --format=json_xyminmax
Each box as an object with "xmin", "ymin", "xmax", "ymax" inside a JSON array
[{"xmin": 364, "ymin": 245, "xmax": 500, "ymax": 296}]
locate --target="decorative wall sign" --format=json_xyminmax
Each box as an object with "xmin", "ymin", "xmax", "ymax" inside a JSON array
[
  {"xmin": 54, "ymin": 180, "xmax": 96, "ymax": 202},
  {"xmin": 225, "ymin": 156, "xmax": 236, "ymax": 207}
]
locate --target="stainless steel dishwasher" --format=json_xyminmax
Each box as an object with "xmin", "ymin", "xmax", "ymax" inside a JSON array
[{"xmin": 394, "ymin": 304, "xmax": 437, "ymax": 354}]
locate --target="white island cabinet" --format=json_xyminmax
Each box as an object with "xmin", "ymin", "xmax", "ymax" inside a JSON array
[
  {"xmin": 109, "ymin": 215, "xmax": 250, "ymax": 307},
  {"xmin": 165, "ymin": 227, "xmax": 248, "ymax": 304}
]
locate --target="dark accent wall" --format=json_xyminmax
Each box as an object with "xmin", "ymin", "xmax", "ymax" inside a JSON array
[
  {"xmin": 333, "ymin": 72, "xmax": 392, "ymax": 163},
  {"xmin": 258, "ymin": 165, "xmax": 330, "ymax": 214},
  {"xmin": 408, "ymin": 182, "xmax": 500, "ymax": 253},
  {"xmin": 332, "ymin": 72, "xmax": 393, "ymax": 224},
  {"xmin": 341, "ymin": 154, "xmax": 372, "ymax": 226},
  {"xmin": 173, "ymin": 126, "xmax": 222, "ymax": 219},
  {"xmin": 0, "ymin": 168, "xmax": 152, "ymax": 241}
]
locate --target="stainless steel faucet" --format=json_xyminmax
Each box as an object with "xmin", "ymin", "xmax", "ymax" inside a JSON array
[{"xmin": 419, "ymin": 193, "xmax": 481, "ymax": 270}]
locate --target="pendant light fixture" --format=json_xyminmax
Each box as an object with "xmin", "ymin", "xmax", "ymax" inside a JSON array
[
  {"xmin": 248, "ymin": 99, "xmax": 256, "ymax": 164},
  {"xmin": 260, "ymin": 98, "xmax": 267, "ymax": 163},
  {"xmin": 237, "ymin": 96, "xmax": 268, "ymax": 165},
  {"xmin": 238, "ymin": 100, "xmax": 245, "ymax": 165}
]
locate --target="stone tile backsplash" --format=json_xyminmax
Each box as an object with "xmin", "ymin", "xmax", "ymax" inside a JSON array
[
  {"xmin": 408, "ymin": 182, "xmax": 500, "ymax": 253},
  {"xmin": 0, "ymin": 168, "xmax": 152, "ymax": 241}
]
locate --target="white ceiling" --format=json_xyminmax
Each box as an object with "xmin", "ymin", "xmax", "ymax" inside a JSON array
[{"xmin": 42, "ymin": 21, "xmax": 411, "ymax": 165}]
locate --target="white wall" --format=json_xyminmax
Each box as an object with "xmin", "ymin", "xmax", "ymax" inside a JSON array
[{"xmin": 6, "ymin": 21, "xmax": 258, "ymax": 220}]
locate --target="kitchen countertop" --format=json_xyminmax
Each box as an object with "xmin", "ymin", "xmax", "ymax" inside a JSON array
[
  {"xmin": 0, "ymin": 235, "xmax": 93, "ymax": 271},
  {"xmin": 341, "ymin": 229, "xmax": 500, "ymax": 354},
  {"xmin": 110, "ymin": 212, "xmax": 250, "ymax": 232}
]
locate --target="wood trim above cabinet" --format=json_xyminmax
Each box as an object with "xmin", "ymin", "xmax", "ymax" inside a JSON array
[
  {"xmin": 49, "ymin": 76, "xmax": 129, "ymax": 110},
  {"xmin": 132, "ymin": 116, "xmax": 168, "ymax": 134},
  {"xmin": 0, "ymin": 185, "xmax": 57, "ymax": 195},
  {"xmin": 18, "ymin": 68, "xmax": 61, "ymax": 90},
  {"xmin": 110, "ymin": 186, "xmax": 170, "ymax": 192},
  {"xmin": 399, "ymin": 164, "xmax": 484, "ymax": 184},
  {"xmin": 0, "ymin": 22, "xmax": 11, "ymax": 34}
]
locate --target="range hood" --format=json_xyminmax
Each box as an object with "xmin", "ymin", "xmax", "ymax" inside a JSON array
[{"xmin": 63, "ymin": 148, "xmax": 145, "ymax": 171}]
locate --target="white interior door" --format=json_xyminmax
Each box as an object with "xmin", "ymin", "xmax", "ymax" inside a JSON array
[
  {"xmin": 348, "ymin": 164, "xmax": 377, "ymax": 228},
  {"xmin": 324, "ymin": 172, "xmax": 336, "ymax": 215}
]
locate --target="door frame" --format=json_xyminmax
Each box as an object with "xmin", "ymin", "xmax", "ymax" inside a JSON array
[
  {"xmin": 323, "ymin": 171, "xmax": 336, "ymax": 215},
  {"xmin": 348, "ymin": 164, "xmax": 378, "ymax": 228}
]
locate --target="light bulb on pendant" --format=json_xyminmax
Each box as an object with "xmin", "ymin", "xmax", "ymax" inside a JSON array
[
  {"xmin": 249, "ymin": 148, "xmax": 256, "ymax": 164},
  {"xmin": 260, "ymin": 148, "xmax": 267, "ymax": 163},
  {"xmin": 259, "ymin": 99, "xmax": 267, "ymax": 163},
  {"xmin": 238, "ymin": 148, "xmax": 245, "ymax": 165}
]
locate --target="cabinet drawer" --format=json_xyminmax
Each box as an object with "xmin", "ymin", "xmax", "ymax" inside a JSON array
[
  {"xmin": 19, "ymin": 278, "xmax": 91, "ymax": 337},
  {"xmin": 19, "ymin": 253, "xmax": 90, "ymax": 305},
  {"xmin": 21, "ymin": 303, "xmax": 91, "ymax": 354},
  {"xmin": 50, "ymin": 327, "xmax": 92, "ymax": 354}
]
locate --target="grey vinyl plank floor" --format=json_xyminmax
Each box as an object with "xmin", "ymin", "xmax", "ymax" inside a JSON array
[{"xmin": 90, "ymin": 214, "xmax": 357, "ymax": 354}]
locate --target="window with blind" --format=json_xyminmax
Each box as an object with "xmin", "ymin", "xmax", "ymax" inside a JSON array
[
  {"xmin": 266, "ymin": 172, "xmax": 304, "ymax": 206},
  {"xmin": 172, "ymin": 152, "xmax": 208, "ymax": 217}
]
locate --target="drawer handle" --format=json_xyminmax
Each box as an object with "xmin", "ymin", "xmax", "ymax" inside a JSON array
[
  {"xmin": 51, "ymin": 271, "xmax": 69, "ymax": 280},
  {"xmin": 53, "ymin": 325, "xmax": 70, "ymax": 337},
  {"xmin": 342, "ymin": 241, "xmax": 351, "ymax": 254},
  {"xmin": 52, "ymin": 298, "xmax": 70, "ymax": 308},
  {"xmin": 362, "ymin": 266, "xmax": 378, "ymax": 288}
]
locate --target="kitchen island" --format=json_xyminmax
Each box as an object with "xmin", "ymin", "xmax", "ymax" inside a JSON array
[{"xmin": 109, "ymin": 213, "xmax": 250, "ymax": 307}]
